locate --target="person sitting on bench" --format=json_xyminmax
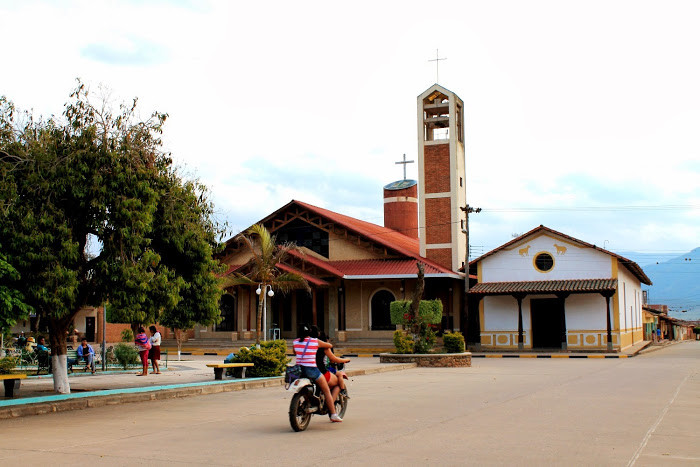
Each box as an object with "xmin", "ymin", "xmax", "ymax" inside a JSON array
[{"xmin": 76, "ymin": 338, "xmax": 96, "ymax": 373}]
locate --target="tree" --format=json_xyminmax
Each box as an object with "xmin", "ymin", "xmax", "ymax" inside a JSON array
[
  {"xmin": 0, "ymin": 251, "xmax": 32, "ymax": 336},
  {"xmin": 389, "ymin": 263, "xmax": 443, "ymax": 353},
  {"xmin": 228, "ymin": 224, "xmax": 310, "ymax": 344},
  {"xmin": 0, "ymin": 83, "xmax": 225, "ymax": 393}
]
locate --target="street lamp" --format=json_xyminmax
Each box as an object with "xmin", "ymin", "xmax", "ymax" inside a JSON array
[{"xmin": 256, "ymin": 284, "xmax": 275, "ymax": 341}]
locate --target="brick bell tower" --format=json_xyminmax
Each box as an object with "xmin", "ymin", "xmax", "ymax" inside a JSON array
[{"xmin": 417, "ymin": 84, "xmax": 466, "ymax": 272}]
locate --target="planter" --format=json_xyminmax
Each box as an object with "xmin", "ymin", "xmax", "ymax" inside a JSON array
[{"xmin": 379, "ymin": 352, "xmax": 471, "ymax": 367}]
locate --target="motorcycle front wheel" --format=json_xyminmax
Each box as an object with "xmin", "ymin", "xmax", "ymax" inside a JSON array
[{"xmin": 289, "ymin": 391, "xmax": 313, "ymax": 432}]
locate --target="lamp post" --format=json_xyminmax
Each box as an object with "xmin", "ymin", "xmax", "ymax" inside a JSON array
[{"xmin": 256, "ymin": 284, "xmax": 275, "ymax": 341}]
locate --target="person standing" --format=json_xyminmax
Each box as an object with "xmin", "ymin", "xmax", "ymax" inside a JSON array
[
  {"xmin": 134, "ymin": 327, "xmax": 151, "ymax": 376},
  {"xmin": 149, "ymin": 326, "xmax": 162, "ymax": 374}
]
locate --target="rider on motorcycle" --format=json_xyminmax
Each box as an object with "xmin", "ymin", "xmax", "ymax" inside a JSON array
[
  {"xmin": 311, "ymin": 326, "xmax": 350, "ymax": 404},
  {"xmin": 293, "ymin": 324, "xmax": 343, "ymax": 423}
]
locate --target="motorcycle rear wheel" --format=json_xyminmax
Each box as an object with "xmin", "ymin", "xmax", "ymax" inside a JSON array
[{"xmin": 289, "ymin": 391, "xmax": 313, "ymax": 432}]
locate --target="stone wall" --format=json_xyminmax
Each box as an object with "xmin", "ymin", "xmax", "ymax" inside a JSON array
[{"xmin": 379, "ymin": 352, "xmax": 471, "ymax": 367}]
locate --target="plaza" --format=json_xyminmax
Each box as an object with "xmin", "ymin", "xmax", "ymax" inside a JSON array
[{"xmin": 1, "ymin": 341, "xmax": 698, "ymax": 465}]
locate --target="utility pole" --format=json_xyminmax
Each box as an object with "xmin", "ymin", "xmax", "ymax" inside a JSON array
[{"xmin": 461, "ymin": 204, "xmax": 481, "ymax": 346}]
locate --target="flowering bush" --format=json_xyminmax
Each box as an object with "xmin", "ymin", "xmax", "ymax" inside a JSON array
[{"xmin": 390, "ymin": 299, "xmax": 442, "ymax": 354}]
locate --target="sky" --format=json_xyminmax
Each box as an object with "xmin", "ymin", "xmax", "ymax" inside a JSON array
[{"xmin": 2, "ymin": 0, "xmax": 699, "ymax": 265}]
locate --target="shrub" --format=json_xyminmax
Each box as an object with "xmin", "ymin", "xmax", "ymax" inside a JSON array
[
  {"xmin": 113, "ymin": 343, "xmax": 139, "ymax": 369},
  {"xmin": 390, "ymin": 299, "xmax": 443, "ymax": 354},
  {"xmin": 0, "ymin": 356, "xmax": 17, "ymax": 374},
  {"xmin": 390, "ymin": 300, "xmax": 443, "ymax": 325},
  {"xmin": 231, "ymin": 339, "xmax": 289, "ymax": 377},
  {"xmin": 121, "ymin": 329, "xmax": 134, "ymax": 343},
  {"xmin": 393, "ymin": 330, "xmax": 415, "ymax": 354},
  {"xmin": 694, "ymin": 326, "xmax": 700, "ymax": 335},
  {"xmin": 413, "ymin": 326, "xmax": 437, "ymax": 354},
  {"xmin": 443, "ymin": 331, "xmax": 466, "ymax": 353}
]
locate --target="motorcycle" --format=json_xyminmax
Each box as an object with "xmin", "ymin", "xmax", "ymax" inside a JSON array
[{"xmin": 287, "ymin": 363, "xmax": 349, "ymax": 432}]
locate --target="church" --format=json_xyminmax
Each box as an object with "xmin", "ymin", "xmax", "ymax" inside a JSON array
[
  {"xmin": 196, "ymin": 83, "xmax": 650, "ymax": 353},
  {"xmin": 204, "ymin": 84, "xmax": 469, "ymax": 345}
]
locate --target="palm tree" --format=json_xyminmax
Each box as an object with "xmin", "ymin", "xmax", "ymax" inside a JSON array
[{"xmin": 227, "ymin": 224, "xmax": 310, "ymax": 344}]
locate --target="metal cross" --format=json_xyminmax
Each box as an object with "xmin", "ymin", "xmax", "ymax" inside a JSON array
[
  {"xmin": 428, "ymin": 49, "xmax": 447, "ymax": 83},
  {"xmin": 395, "ymin": 153, "xmax": 414, "ymax": 180}
]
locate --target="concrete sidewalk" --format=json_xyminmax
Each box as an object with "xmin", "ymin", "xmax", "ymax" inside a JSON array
[{"xmin": 0, "ymin": 355, "xmax": 415, "ymax": 419}]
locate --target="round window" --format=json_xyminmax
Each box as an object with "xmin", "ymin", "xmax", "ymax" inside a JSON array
[{"xmin": 534, "ymin": 252, "xmax": 554, "ymax": 272}]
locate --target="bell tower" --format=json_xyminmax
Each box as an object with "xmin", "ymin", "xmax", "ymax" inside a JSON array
[{"xmin": 417, "ymin": 84, "xmax": 466, "ymax": 272}]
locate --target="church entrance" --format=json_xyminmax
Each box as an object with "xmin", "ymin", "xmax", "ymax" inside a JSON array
[{"xmin": 530, "ymin": 298, "xmax": 564, "ymax": 349}]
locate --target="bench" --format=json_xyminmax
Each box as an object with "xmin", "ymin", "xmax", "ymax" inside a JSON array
[
  {"xmin": 67, "ymin": 349, "xmax": 95, "ymax": 373},
  {"xmin": 0, "ymin": 374, "xmax": 27, "ymax": 398},
  {"xmin": 206, "ymin": 363, "xmax": 254, "ymax": 380}
]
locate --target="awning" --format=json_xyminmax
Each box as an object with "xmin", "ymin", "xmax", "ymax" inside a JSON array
[{"xmin": 469, "ymin": 279, "xmax": 617, "ymax": 295}]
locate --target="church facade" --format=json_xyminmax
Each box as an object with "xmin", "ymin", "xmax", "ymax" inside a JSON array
[{"xmin": 468, "ymin": 226, "xmax": 652, "ymax": 351}]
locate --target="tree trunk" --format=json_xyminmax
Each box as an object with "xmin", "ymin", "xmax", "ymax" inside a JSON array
[
  {"xmin": 409, "ymin": 263, "xmax": 425, "ymax": 336},
  {"xmin": 174, "ymin": 328, "xmax": 183, "ymax": 361},
  {"xmin": 48, "ymin": 319, "xmax": 70, "ymax": 394}
]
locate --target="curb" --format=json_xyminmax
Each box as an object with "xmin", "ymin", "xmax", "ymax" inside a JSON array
[{"xmin": 0, "ymin": 363, "xmax": 416, "ymax": 420}]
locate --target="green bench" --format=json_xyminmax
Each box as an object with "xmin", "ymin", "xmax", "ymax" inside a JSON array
[
  {"xmin": 206, "ymin": 363, "xmax": 254, "ymax": 380},
  {"xmin": 0, "ymin": 373, "xmax": 27, "ymax": 398},
  {"xmin": 67, "ymin": 349, "xmax": 96, "ymax": 373}
]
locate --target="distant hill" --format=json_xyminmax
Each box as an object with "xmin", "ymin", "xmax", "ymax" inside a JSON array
[{"xmin": 619, "ymin": 248, "xmax": 700, "ymax": 321}]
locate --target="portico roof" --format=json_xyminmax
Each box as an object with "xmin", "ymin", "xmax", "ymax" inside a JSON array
[{"xmin": 469, "ymin": 278, "xmax": 618, "ymax": 295}]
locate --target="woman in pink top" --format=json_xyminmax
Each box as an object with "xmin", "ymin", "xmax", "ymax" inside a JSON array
[{"xmin": 293, "ymin": 324, "xmax": 342, "ymax": 422}]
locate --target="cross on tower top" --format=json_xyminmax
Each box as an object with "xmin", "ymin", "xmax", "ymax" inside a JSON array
[
  {"xmin": 428, "ymin": 49, "xmax": 447, "ymax": 83},
  {"xmin": 395, "ymin": 153, "xmax": 414, "ymax": 180}
]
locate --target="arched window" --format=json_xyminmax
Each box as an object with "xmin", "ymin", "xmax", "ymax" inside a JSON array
[
  {"xmin": 371, "ymin": 290, "xmax": 396, "ymax": 331},
  {"xmin": 217, "ymin": 294, "xmax": 237, "ymax": 332}
]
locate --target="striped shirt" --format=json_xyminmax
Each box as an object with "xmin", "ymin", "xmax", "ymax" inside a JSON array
[{"xmin": 293, "ymin": 338, "xmax": 319, "ymax": 367}]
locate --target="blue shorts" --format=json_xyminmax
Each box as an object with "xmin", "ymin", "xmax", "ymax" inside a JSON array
[{"xmin": 300, "ymin": 366, "xmax": 322, "ymax": 381}]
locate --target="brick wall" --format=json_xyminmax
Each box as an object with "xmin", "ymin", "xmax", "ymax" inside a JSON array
[
  {"xmin": 425, "ymin": 197, "xmax": 452, "ymax": 244},
  {"xmin": 424, "ymin": 145, "xmax": 450, "ymax": 193},
  {"xmin": 384, "ymin": 184, "xmax": 418, "ymax": 238},
  {"xmin": 427, "ymin": 248, "xmax": 452, "ymax": 270}
]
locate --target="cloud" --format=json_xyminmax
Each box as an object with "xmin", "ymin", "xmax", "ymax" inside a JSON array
[{"xmin": 81, "ymin": 37, "xmax": 169, "ymax": 66}]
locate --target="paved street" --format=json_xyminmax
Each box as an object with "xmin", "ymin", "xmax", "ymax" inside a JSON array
[{"xmin": 1, "ymin": 341, "xmax": 698, "ymax": 466}]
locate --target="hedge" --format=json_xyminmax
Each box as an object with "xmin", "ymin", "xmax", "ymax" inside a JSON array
[{"xmin": 389, "ymin": 299, "xmax": 443, "ymax": 325}]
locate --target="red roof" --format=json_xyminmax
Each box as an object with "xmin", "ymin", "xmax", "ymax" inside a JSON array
[
  {"xmin": 328, "ymin": 259, "xmax": 461, "ymax": 278},
  {"xmin": 276, "ymin": 263, "xmax": 329, "ymax": 287},
  {"xmin": 286, "ymin": 249, "xmax": 344, "ymax": 277},
  {"xmin": 469, "ymin": 279, "xmax": 618, "ymax": 295},
  {"xmin": 258, "ymin": 200, "xmax": 459, "ymax": 278},
  {"xmin": 292, "ymin": 200, "xmax": 420, "ymax": 256},
  {"xmin": 469, "ymin": 225, "xmax": 652, "ymax": 285}
]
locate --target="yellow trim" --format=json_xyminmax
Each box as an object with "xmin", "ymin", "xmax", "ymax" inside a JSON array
[
  {"xmin": 612, "ymin": 257, "xmax": 620, "ymax": 332},
  {"xmin": 589, "ymin": 355, "xmax": 605, "ymax": 359},
  {"xmin": 532, "ymin": 251, "xmax": 555, "ymax": 273},
  {"xmin": 486, "ymin": 354, "xmax": 502, "ymax": 358},
  {"xmin": 479, "ymin": 297, "xmax": 485, "ymax": 333},
  {"xmin": 520, "ymin": 355, "xmax": 537, "ymax": 358},
  {"xmin": 551, "ymin": 355, "xmax": 569, "ymax": 358},
  {"xmin": 477, "ymin": 262, "xmax": 482, "ymax": 282}
]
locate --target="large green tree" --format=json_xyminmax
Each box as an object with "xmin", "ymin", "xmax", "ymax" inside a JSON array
[
  {"xmin": 0, "ymin": 251, "xmax": 32, "ymax": 335},
  {"xmin": 0, "ymin": 83, "xmax": 224, "ymax": 393}
]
